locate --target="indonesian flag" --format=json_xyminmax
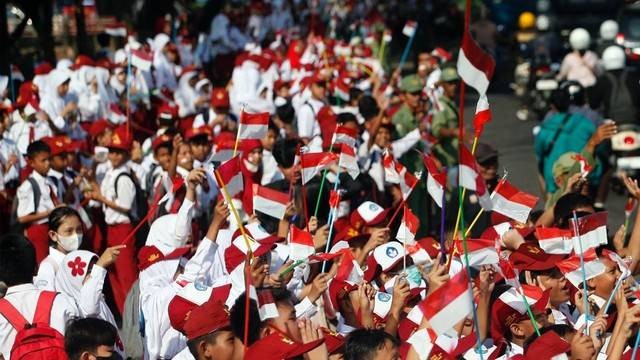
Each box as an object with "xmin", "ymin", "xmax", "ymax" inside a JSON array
[
  {"xmin": 289, "ymin": 226, "xmax": 315, "ymax": 261},
  {"xmin": 105, "ymin": 22, "xmax": 127, "ymax": 37},
  {"xmin": 158, "ymin": 177, "xmax": 185, "ymax": 205},
  {"xmin": 308, "ymin": 252, "xmax": 342, "ymax": 264},
  {"xmin": 473, "ymin": 94, "xmax": 492, "ymax": 136},
  {"xmin": 238, "ymin": 112, "xmax": 270, "ymax": 140},
  {"xmin": 556, "ymin": 248, "xmax": 606, "ymax": 288},
  {"xmin": 459, "ymin": 144, "xmax": 492, "ymax": 210},
  {"xmin": 383, "ymin": 151, "xmax": 419, "ymax": 200},
  {"xmin": 215, "ymin": 156, "xmax": 244, "ymax": 197},
  {"xmin": 396, "ymin": 205, "xmax": 419, "ymax": 245},
  {"xmin": 131, "ymin": 49, "xmax": 153, "ymax": 72},
  {"xmin": 334, "ymin": 79, "xmax": 350, "ymax": 102},
  {"xmin": 402, "ymin": 20, "xmax": 417, "ymax": 37},
  {"xmin": 419, "ymin": 270, "xmax": 473, "ymax": 336},
  {"xmin": 257, "ymin": 289, "xmax": 279, "ymax": 321},
  {"xmin": 423, "ymin": 153, "xmax": 446, "ymax": 208},
  {"xmin": 338, "ymin": 144, "xmax": 360, "ymax": 179},
  {"xmin": 625, "ymin": 197, "xmax": 636, "ymax": 218},
  {"xmin": 497, "ymin": 257, "xmax": 519, "ymax": 288},
  {"xmin": 300, "ymin": 151, "xmax": 338, "ymax": 184},
  {"xmin": 332, "ymin": 125, "xmax": 358, "ymax": 147},
  {"xmin": 536, "ymin": 227, "xmax": 574, "ymax": 255},
  {"xmin": 457, "ymin": 31, "xmax": 495, "ymax": 95},
  {"xmin": 209, "ymin": 138, "xmax": 236, "ymax": 162},
  {"xmin": 491, "ymin": 180, "xmax": 538, "ymax": 223},
  {"xmin": 252, "ymin": 184, "xmax": 289, "ymax": 219},
  {"xmin": 454, "ymin": 238, "xmax": 499, "ymax": 266},
  {"xmin": 108, "ymin": 103, "xmax": 127, "ymax": 124},
  {"xmin": 335, "ymin": 249, "xmax": 364, "ymax": 285},
  {"xmin": 572, "ymin": 154, "xmax": 592, "ymax": 179},
  {"xmin": 568, "ymin": 212, "xmax": 608, "ymax": 254}
]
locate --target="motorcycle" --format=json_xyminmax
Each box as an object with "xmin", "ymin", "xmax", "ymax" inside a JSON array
[{"xmin": 530, "ymin": 64, "xmax": 558, "ymax": 121}]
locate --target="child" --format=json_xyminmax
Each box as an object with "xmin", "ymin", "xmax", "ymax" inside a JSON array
[
  {"xmin": 16, "ymin": 140, "xmax": 57, "ymax": 263},
  {"xmin": 34, "ymin": 206, "xmax": 84, "ymax": 290},
  {"xmin": 86, "ymin": 126, "xmax": 138, "ymax": 314}
]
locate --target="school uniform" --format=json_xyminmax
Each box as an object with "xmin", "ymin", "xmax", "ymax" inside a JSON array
[
  {"xmin": 296, "ymin": 97, "xmax": 325, "ymax": 152},
  {"xmin": 0, "ymin": 283, "xmax": 79, "ymax": 359},
  {"xmin": 16, "ymin": 171, "xmax": 57, "ymax": 263},
  {"xmin": 101, "ymin": 163, "xmax": 138, "ymax": 314},
  {"xmin": 33, "ymin": 247, "xmax": 66, "ymax": 290}
]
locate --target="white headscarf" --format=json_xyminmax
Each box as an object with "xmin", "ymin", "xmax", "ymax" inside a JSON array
[
  {"xmin": 54, "ymin": 250, "xmax": 97, "ymax": 299},
  {"xmin": 175, "ymin": 71, "xmax": 199, "ymax": 117}
]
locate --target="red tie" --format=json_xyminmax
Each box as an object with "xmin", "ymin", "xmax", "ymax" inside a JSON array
[
  {"xmin": 49, "ymin": 185, "xmax": 60, "ymax": 206},
  {"xmin": 29, "ymin": 125, "xmax": 35, "ymax": 143}
]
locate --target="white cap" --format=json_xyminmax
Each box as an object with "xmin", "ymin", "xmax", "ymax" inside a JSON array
[
  {"xmin": 602, "ymin": 45, "xmax": 625, "ymax": 70},
  {"xmin": 599, "ymin": 20, "xmax": 619, "ymax": 41},
  {"xmin": 372, "ymin": 241, "xmax": 404, "ymax": 272},
  {"xmin": 569, "ymin": 28, "xmax": 591, "ymax": 51}
]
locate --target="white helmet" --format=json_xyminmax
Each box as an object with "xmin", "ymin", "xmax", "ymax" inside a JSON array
[
  {"xmin": 569, "ymin": 28, "xmax": 591, "ymax": 51},
  {"xmin": 599, "ymin": 20, "xmax": 619, "ymax": 41},
  {"xmin": 602, "ymin": 45, "xmax": 626, "ymax": 70},
  {"xmin": 536, "ymin": 15, "xmax": 550, "ymax": 32}
]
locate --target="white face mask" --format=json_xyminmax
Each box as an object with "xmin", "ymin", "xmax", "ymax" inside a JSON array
[{"xmin": 57, "ymin": 232, "xmax": 83, "ymax": 252}]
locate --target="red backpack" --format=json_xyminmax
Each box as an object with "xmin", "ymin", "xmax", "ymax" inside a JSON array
[{"xmin": 0, "ymin": 291, "xmax": 68, "ymax": 360}]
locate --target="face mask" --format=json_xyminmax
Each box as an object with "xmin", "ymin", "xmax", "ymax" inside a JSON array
[{"xmin": 57, "ymin": 232, "xmax": 83, "ymax": 252}]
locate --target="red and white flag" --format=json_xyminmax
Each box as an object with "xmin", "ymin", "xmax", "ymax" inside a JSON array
[
  {"xmin": 454, "ymin": 238, "xmax": 499, "ymax": 266},
  {"xmin": 308, "ymin": 252, "xmax": 342, "ymax": 264},
  {"xmin": 334, "ymin": 79, "xmax": 350, "ymax": 102},
  {"xmin": 105, "ymin": 22, "xmax": 128, "ymax": 37},
  {"xmin": 383, "ymin": 151, "xmax": 419, "ymax": 200},
  {"xmin": 238, "ymin": 112, "xmax": 270, "ymax": 140},
  {"xmin": 419, "ymin": 270, "xmax": 473, "ymax": 336},
  {"xmin": 569, "ymin": 212, "xmax": 608, "ymax": 254},
  {"xmin": 572, "ymin": 154, "xmax": 592, "ymax": 179},
  {"xmin": 252, "ymin": 184, "xmax": 289, "ymax": 220},
  {"xmin": 257, "ymin": 289, "xmax": 279, "ymax": 321},
  {"xmin": 473, "ymin": 94, "xmax": 492, "ymax": 136},
  {"xmin": 131, "ymin": 49, "xmax": 153, "ymax": 72},
  {"xmin": 300, "ymin": 151, "xmax": 338, "ymax": 184},
  {"xmin": 402, "ymin": 20, "xmax": 417, "ymax": 37},
  {"xmin": 158, "ymin": 177, "xmax": 185, "ymax": 204},
  {"xmin": 396, "ymin": 205, "xmax": 420, "ymax": 245},
  {"xmin": 423, "ymin": 153, "xmax": 447, "ymax": 208},
  {"xmin": 209, "ymin": 138, "xmax": 236, "ymax": 162},
  {"xmin": 625, "ymin": 197, "xmax": 637, "ymax": 218},
  {"xmin": 289, "ymin": 226, "xmax": 315, "ymax": 261},
  {"xmin": 556, "ymin": 248, "xmax": 606, "ymax": 288},
  {"xmin": 536, "ymin": 227, "xmax": 574, "ymax": 255},
  {"xmin": 332, "ymin": 125, "xmax": 358, "ymax": 147},
  {"xmin": 335, "ymin": 249, "xmax": 364, "ymax": 285},
  {"xmin": 497, "ymin": 257, "xmax": 519, "ymax": 288},
  {"xmin": 456, "ymin": 31, "xmax": 495, "ymax": 95},
  {"xmin": 338, "ymin": 144, "xmax": 360, "ymax": 179},
  {"xmin": 491, "ymin": 180, "xmax": 538, "ymax": 223},
  {"xmin": 108, "ymin": 103, "xmax": 127, "ymax": 124},
  {"xmin": 459, "ymin": 144, "xmax": 492, "ymax": 210},
  {"xmin": 215, "ymin": 156, "xmax": 244, "ymax": 197}
]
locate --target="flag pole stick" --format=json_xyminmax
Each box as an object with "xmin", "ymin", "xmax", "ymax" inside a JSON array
[
  {"xmin": 386, "ymin": 179, "xmax": 421, "ymax": 227},
  {"xmin": 397, "ymin": 25, "xmax": 417, "ymax": 74},
  {"xmin": 452, "ymin": 137, "xmax": 478, "ymax": 237},
  {"xmin": 402, "ymin": 205, "xmax": 407, "ymax": 271},
  {"xmin": 572, "ymin": 210, "xmax": 590, "ymax": 335},
  {"xmin": 313, "ymin": 138, "xmax": 336, "ymax": 217},
  {"xmin": 463, "ymin": 171, "xmax": 508, "ymax": 238},
  {"xmin": 440, "ymin": 184, "xmax": 447, "ymax": 264},
  {"xmin": 214, "ymin": 169, "xmax": 253, "ymax": 252},
  {"xmin": 602, "ymin": 274, "xmax": 625, "ymax": 315},
  {"xmin": 299, "ymin": 148, "xmax": 311, "ymax": 232},
  {"xmin": 322, "ymin": 168, "xmax": 341, "ymax": 273},
  {"xmin": 233, "ymin": 105, "xmax": 245, "ymax": 157},
  {"xmin": 632, "ymin": 328, "xmax": 640, "ymax": 360},
  {"xmin": 126, "ymin": 51, "xmax": 132, "ymax": 138}
]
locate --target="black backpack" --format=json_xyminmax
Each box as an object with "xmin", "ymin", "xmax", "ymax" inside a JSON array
[
  {"xmin": 9, "ymin": 178, "xmax": 41, "ymax": 232},
  {"xmin": 115, "ymin": 172, "xmax": 150, "ymax": 248}
]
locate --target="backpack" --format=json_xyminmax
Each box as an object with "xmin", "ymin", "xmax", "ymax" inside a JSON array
[
  {"xmin": 0, "ymin": 291, "xmax": 67, "ymax": 360},
  {"xmin": 115, "ymin": 171, "xmax": 150, "ymax": 249},
  {"xmin": 605, "ymin": 70, "xmax": 637, "ymax": 124},
  {"xmin": 9, "ymin": 177, "xmax": 41, "ymax": 232}
]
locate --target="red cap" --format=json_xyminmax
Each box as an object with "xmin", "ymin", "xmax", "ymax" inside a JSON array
[
  {"xmin": 34, "ymin": 62, "xmax": 54, "ymax": 76},
  {"xmin": 241, "ymin": 139, "xmax": 263, "ymax": 154},
  {"xmin": 414, "ymin": 237, "xmax": 443, "ymax": 259},
  {"xmin": 42, "ymin": 136, "xmax": 67, "ymax": 156},
  {"xmin": 185, "ymin": 126, "xmax": 213, "ymax": 142},
  {"xmin": 328, "ymin": 280, "xmax": 358, "ymax": 313},
  {"xmin": 349, "ymin": 201, "xmax": 389, "ymax": 231},
  {"xmin": 509, "ymin": 243, "xmax": 566, "ymax": 271},
  {"xmin": 273, "ymin": 79, "xmax": 290, "ymax": 92},
  {"xmin": 158, "ymin": 103, "xmax": 179, "ymax": 121},
  {"xmin": 320, "ymin": 328, "xmax": 345, "ymax": 354},
  {"xmin": 490, "ymin": 285, "xmax": 550, "ymax": 342},
  {"xmin": 137, "ymin": 245, "xmax": 191, "ymax": 271},
  {"xmin": 523, "ymin": 331, "xmax": 570, "ymax": 360},
  {"xmin": 71, "ymin": 55, "xmax": 95, "ymax": 70},
  {"xmin": 183, "ymin": 300, "xmax": 231, "ymax": 341},
  {"xmin": 152, "ymin": 134, "xmax": 173, "ymax": 151},
  {"xmin": 107, "ymin": 126, "xmax": 133, "ymax": 151},
  {"xmin": 60, "ymin": 136, "xmax": 83, "ymax": 152},
  {"xmin": 89, "ymin": 119, "xmax": 113, "ymax": 138},
  {"xmin": 168, "ymin": 283, "xmax": 232, "ymax": 334},
  {"xmin": 95, "ymin": 58, "xmax": 115, "ymax": 70},
  {"xmin": 245, "ymin": 332, "xmax": 324, "ymax": 359},
  {"xmin": 15, "ymin": 82, "xmax": 36, "ymax": 108},
  {"xmin": 210, "ymin": 87, "xmax": 230, "ymax": 108}
]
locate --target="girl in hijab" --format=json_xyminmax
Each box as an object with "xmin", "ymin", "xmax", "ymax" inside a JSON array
[
  {"xmin": 175, "ymin": 69, "xmax": 200, "ymax": 117},
  {"xmin": 153, "ymin": 33, "xmax": 179, "ymax": 91},
  {"xmin": 39, "ymin": 68, "xmax": 78, "ymax": 132}
]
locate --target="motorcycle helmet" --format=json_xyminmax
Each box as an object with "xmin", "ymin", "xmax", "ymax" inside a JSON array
[
  {"xmin": 599, "ymin": 20, "xmax": 619, "ymax": 41},
  {"xmin": 569, "ymin": 28, "xmax": 591, "ymax": 51},
  {"xmin": 602, "ymin": 45, "xmax": 626, "ymax": 71},
  {"xmin": 536, "ymin": 15, "xmax": 550, "ymax": 32},
  {"xmin": 518, "ymin": 12, "xmax": 536, "ymax": 30},
  {"xmin": 559, "ymin": 80, "xmax": 585, "ymax": 106}
]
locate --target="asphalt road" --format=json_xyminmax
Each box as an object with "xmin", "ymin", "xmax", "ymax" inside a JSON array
[{"xmin": 467, "ymin": 91, "xmax": 628, "ymax": 230}]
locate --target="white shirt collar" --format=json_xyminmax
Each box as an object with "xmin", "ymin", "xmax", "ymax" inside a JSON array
[
  {"xmin": 6, "ymin": 283, "xmax": 38, "ymax": 295},
  {"xmin": 47, "ymin": 168, "xmax": 63, "ymax": 179}
]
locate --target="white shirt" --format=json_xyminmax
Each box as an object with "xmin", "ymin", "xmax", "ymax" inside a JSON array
[
  {"xmin": 47, "ymin": 168, "xmax": 71, "ymax": 202},
  {"xmin": 0, "ymin": 137, "xmax": 19, "ymax": 185},
  {"xmin": 16, "ymin": 171, "xmax": 56, "ymax": 224},
  {"xmin": 34, "ymin": 247, "xmax": 66, "ymax": 290},
  {"xmin": 0, "ymin": 284, "xmax": 79, "ymax": 360},
  {"xmin": 100, "ymin": 165, "xmax": 135, "ymax": 225},
  {"xmin": 296, "ymin": 97, "xmax": 324, "ymax": 152},
  {"xmin": 172, "ymin": 347, "xmax": 195, "ymax": 360},
  {"xmin": 8, "ymin": 117, "xmax": 53, "ymax": 156},
  {"xmin": 40, "ymin": 91, "xmax": 78, "ymax": 132}
]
